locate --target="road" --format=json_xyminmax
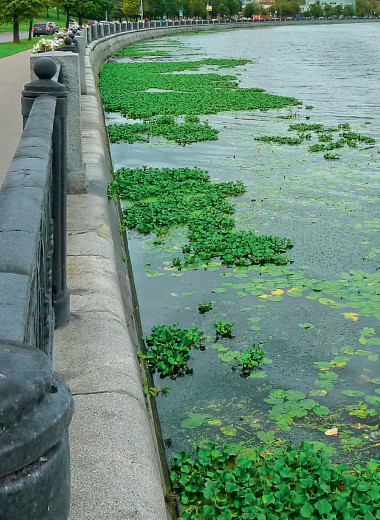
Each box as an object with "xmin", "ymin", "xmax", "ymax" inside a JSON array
[{"xmin": 0, "ymin": 31, "xmax": 29, "ymax": 43}]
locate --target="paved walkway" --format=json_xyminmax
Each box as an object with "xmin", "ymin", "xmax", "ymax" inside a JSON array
[{"xmin": 0, "ymin": 50, "xmax": 31, "ymax": 187}]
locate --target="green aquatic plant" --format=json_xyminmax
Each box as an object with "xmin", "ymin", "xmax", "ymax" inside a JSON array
[
  {"xmin": 107, "ymin": 116, "xmax": 219, "ymax": 146},
  {"xmin": 265, "ymin": 389, "xmax": 329, "ymax": 427},
  {"xmin": 254, "ymin": 135, "xmax": 302, "ymax": 145},
  {"xmin": 239, "ymin": 344, "xmax": 266, "ymax": 373},
  {"xmin": 217, "ymin": 344, "xmax": 268, "ymax": 375},
  {"xmin": 108, "ymin": 166, "xmax": 293, "ymax": 267},
  {"xmin": 171, "ymin": 441, "xmax": 380, "ymax": 520},
  {"xmin": 253, "ymin": 122, "xmax": 376, "ymax": 160},
  {"xmin": 142, "ymin": 379, "xmax": 170, "ymax": 397},
  {"xmin": 309, "ymin": 143, "xmax": 326, "ymax": 152},
  {"xmin": 100, "ymin": 59, "xmax": 300, "ymax": 119},
  {"xmin": 198, "ymin": 302, "xmax": 213, "ymax": 314},
  {"xmin": 213, "ymin": 320, "xmax": 234, "ymax": 339},
  {"xmin": 324, "ymin": 153, "xmax": 340, "ymax": 160},
  {"xmin": 139, "ymin": 325, "xmax": 205, "ymax": 378},
  {"xmin": 115, "ymin": 44, "xmax": 170, "ymax": 57}
]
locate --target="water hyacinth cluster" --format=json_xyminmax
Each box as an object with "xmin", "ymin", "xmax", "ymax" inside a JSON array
[
  {"xmin": 108, "ymin": 166, "xmax": 293, "ymax": 268},
  {"xmin": 171, "ymin": 442, "xmax": 380, "ymax": 520},
  {"xmin": 100, "ymin": 59, "xmax": 301, "ymax": 119},
  {"xmin": 254, "ymin": 122, "xmax": 375, "ymax": 160},
  {"xmin": 107, "ymin": 115, "xmax": 219, "ymax": 146}
]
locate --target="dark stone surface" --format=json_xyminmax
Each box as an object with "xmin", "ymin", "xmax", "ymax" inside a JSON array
[
  {"xmin": 0, "ymin": 342, "xmax": 74, "ymax": 477},
  {"xmin": 0, "ymin": 435, "xmax": 71, "ymax": 520}
]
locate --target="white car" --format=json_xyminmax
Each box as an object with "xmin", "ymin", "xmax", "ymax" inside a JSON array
[{"xmin": 68, "ymin": 19, "xmax": 79, "ymax": 30}]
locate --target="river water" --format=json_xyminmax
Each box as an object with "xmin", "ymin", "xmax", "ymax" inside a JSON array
[{"xmin": 107, "ymin": 23, "xmax": 380, "ymax": 464}]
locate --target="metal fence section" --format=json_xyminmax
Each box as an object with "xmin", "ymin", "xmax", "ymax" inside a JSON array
[{"xmin": 0, "ymin": 57, "xmax": 73, "ymax": 520}]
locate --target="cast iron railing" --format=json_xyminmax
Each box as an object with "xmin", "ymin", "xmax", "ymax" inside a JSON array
[{"xmin": 0, "ymin": 57, "xmax": 73, "ymax": 520}]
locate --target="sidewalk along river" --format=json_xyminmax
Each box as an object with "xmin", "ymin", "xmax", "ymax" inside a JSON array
[{"xmin": 100, "ymin": 24, "xmax": 380, "ymax": 519}]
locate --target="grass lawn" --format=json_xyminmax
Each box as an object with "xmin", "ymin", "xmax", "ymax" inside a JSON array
[
  {"xmin": 0, "ymin": 39, "xmax": 34, "ymax": 59},
  {"xmin": 0, "ymin": 9, "xmax": 65, "ymax": 33},
  {"xmin": 0, "ymin": 36, "xmax": 55, "ymax": 60}
]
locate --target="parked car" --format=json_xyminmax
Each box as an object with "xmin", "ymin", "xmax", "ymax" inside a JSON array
[
  {"xmin": 48, "ymin": 22, "xmax": 59, "ymax": 33},
  {"xmin": 32, "ymin": 22, "xmax": 53, "ymax": 36},
  {"xmin": 87, "ymin": 20, "xmax": 98, "ymax": 26},
  {"xmin": 68, "ymin": 19, "xmax": 79, "ymax": 30}
]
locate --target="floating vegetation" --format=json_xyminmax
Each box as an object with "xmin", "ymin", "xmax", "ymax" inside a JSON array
[
  {"xmin": 105, "ymin": 38, "xmax": 379, "ymax": 510},
  {"xmin": 213, "ymin": 320, "xmax": 234, "ymax": 339},
  {"xmin": 107, "ymin": 115, "xmax": 219, "ymax": 146},
  {"xmin": 171, "ymin": 442, "xmax": 380, "ymax": 520},
  {"xmin": 142, "ymin": 379, "xmax": 170, "ymax": 398},
  {"xmin": 254, "ymin": 135, "xmax": 303, "ymax": 146},
  {"xmin": 266, "ymin": 389, "xmax": 330, "ymax": 427},
  {"xmin": 254, "ymin": 122, "xmax": 375, "ymax": 160},
  {"xmin": 100, "ymin": 58, "xmax": 300, "ymax": 119},
  {"xmin": 217, "ymin": 343, "xmax": 270, "ymax": 376},
  {"xmin": 108, "ymin": 166, "xmax": 293, "ymax": 267},
  {"xmin": 198, "ymin": 302, "xmax": 213, "ymax": 314},
  {"xmin": 115, "ymin": 42, "xmax": 171, "ymax": 57},
  {"xmin": 139, "ymin": 325, "xmax": 205, "ymax": 378},
  {"xmin": 216, "ymin": 267, "xmax": 380, "ymax": 321},
  {"xmin": 324, "ymin": 153, "xmax": 340, "ymax": 160}
]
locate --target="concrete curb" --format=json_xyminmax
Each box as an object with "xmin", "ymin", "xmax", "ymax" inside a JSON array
[{"xmin": 54, "ymin": 34, "xmax": 170, "ymax": 520}]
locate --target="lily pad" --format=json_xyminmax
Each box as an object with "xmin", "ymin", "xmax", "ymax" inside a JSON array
[
  {"xmin": 341, "ymin": 390, "xmax": 365, "ymax": 397},
  {"xmin": 319, "ymin": 298, "xmax": 336, "ymax": 306},
  {"xmin": 181, "ymin": 413, "xmax": 212, "ymax": 429},
  {"xmin": 249, "ymin": 371, "xmax": 266, "ymax": 379},
  {"xmin": 298, "ymin": 323, "xmax": 315, "ymax": 329}
]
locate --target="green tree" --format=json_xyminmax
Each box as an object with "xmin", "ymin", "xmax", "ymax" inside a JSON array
[
  {"xmin": 244, "ymin": 1, "xmax": 261, "ymax": 17},
  {"xmin": 123, "ymin": 0, "xmax": 140, "ymax": 18},
  {"xmin": 192, "ymin": 0, "xmax": 206, "ymax": 17},
  {"xmin": 56, "ymin": 0, "xmax": 78, "ymax": 27},
  {"xmin": 343, "ymin": 3, "xmax": 355, "ymax": 15},
  {"xmin": 0, "ymin": 0, "xmax": 47, "ymax": 42},
  {"xmin": 323, "ymin": 3, "xmax": 334, "ymax": 16},
  {"xmin": 355, "ymin": 0, "xmax": 369, "ymax": 15},
  {"xmin": 110, "ymin": 0, "xmax": 124, "ymax": 20},
  {"xmin": 309, "ymin": 0, "xmax": 323, "ymax": 17},
  {"xmin": 72, "ymin": 0, "xmax": 94, "ymax": 25},
  {"xmin": 287, "ymin": 1, "xmax": 300, "ymax": 15},
  {"xmin": 166, "ymin": 0, "xmax": 179, "ymax": 17},
  {"xmin": 333, "ymin": 4, "xmax": 343, "ymax": 15},
  {"xmin": 225, "ymin": 0, "xmax": 240, "ymax": 16}
]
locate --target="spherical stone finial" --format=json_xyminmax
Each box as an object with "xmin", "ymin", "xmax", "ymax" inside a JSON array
[
  {"xmin": 64, "ymin": 36, "xmax": 73, "ymax": 45},
  {"xmin": 33, "ymin": 57, "xmax": 57, "ymax": 80}
]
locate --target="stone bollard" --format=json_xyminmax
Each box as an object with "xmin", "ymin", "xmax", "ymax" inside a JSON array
[
  {"xmin": 91, "ymin": 24, "xmax": 97, "ymax": 40},
  {"xmin": 30, "ymin": 52, "xmax": 86, "ymax": 194},
  {"xmin": 121, "ymin": 21, "xmax": 127, "ymax": 31},
  {"xmin": 74, "ymin": 34, "xmax": 87, "ymax": 95},
  {"xmin": 78, "ymin": 27, "xmax": 88, "ymax": 46},
  {"xmin": 59, "ymin": 36, "xmax": 77, "ymax": 53},
  {"xmin": 98, "ymin": 23, "xmax": 104, "ymax": 38},
  {"xmin": 0, "ymin": 343, "xmax": 74, "ymax": 520}
]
